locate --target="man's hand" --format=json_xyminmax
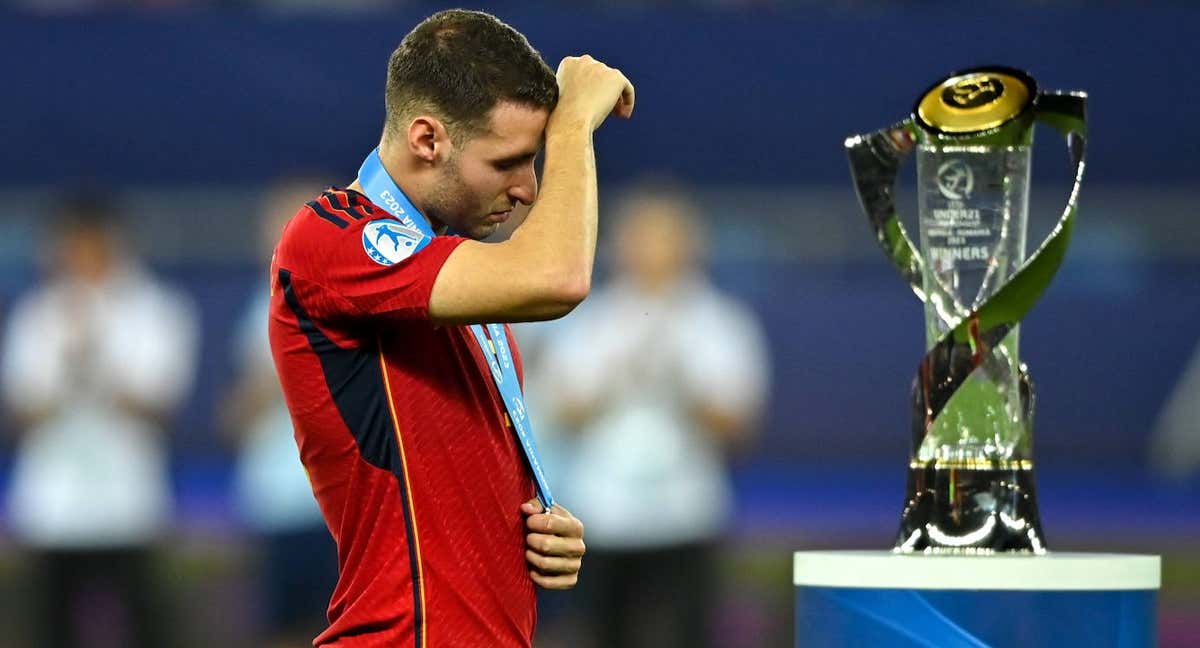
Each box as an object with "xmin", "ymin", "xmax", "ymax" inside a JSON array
[
  {"xmin": 552, "ymin": 55, "xmax": 635, "ymax": 132},
  {"xmin": 521, "ymin": 499, "xmax": 586, "ymax": 589}
]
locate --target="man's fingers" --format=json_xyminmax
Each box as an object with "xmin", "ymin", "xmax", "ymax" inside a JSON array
[
  {"xmin": 526, "ymin": 532, "xmax": 585, "ymax": 558},
  {"xmin": 525, "ymin": 510, "xmax": 583, "ymax": 537},
  {"xmin": 554, "ymin": 54, "xmax": 633, "ymax": 129},
  {"xmin": 613, "ymin": 74, "xmax": 635, "ymax": 118},
  {"xmin": 523, "ymin": 500, "xmax": 584, "ymax": 589},
  {"xmin": 526, "ymin": 550, "xmax": 582, "ymax": 575},
  {"xmin": 530, "ymin": 569, "xmax": 579, "ymax": 590}
]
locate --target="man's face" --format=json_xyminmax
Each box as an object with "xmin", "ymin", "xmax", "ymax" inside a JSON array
[
  {"xmin": 57, "ymin": 224, "xmax": 116, "ymax": 284},
  {"xmin": 426, "ymin": 101, "xmax": 549, "ymax": 240},
  {"xmin": 616, "ymin": 197, "xmax": 699, "ymax": 291}
]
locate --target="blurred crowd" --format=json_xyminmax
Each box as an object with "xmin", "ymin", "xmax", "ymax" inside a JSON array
[{"xmin": 0, "ymin": 186, "xmax": 339, "ymax": 646}]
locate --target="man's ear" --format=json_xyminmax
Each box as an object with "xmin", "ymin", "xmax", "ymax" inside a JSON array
[{"xmin": 408, "ymin": 116, "xmax": 451, "ymax": 165}]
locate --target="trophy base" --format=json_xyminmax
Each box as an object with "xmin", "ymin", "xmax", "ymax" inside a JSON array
[{"xmin": 894, "ymin": 460, "xmax": 1046, "ymax": 554}]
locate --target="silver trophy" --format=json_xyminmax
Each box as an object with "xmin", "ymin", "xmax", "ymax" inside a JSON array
[{"xmin": 845, "ymin": 67, "xmax": 1087, "ymax": 553}]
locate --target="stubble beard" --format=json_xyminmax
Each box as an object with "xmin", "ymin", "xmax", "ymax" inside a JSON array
[{"xmin": 427, "ymin": 155, "xmax": 496, "ymax": 240}]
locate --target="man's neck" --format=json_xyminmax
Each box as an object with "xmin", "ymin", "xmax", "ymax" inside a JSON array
[{"xmin": 351, "ymin": 145, "xmax": 447, "ymax": 233}]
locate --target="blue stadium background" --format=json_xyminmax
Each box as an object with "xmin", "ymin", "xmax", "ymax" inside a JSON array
[{"xmin": 0, "ymin": 4, "xmax": 1197, "ymax": 646}]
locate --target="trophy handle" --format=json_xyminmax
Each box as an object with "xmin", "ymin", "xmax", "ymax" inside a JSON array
[
  {"xmin": 945, "ymin": 92, "xmax": 1087, "ymax": 344},
  {"xmin": 845, "ymin": 119, "xmax": 928, "ymax": 302}
]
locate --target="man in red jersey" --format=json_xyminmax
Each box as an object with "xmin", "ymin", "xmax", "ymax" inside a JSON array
[{"xmin": 267, "ymin": 9, "xmax": 634, "ymax": 648}]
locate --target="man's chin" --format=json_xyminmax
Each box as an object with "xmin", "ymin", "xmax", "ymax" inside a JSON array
[{"xmin": 470, "ymin": 223, "xmax": 502, "ymax": 241}]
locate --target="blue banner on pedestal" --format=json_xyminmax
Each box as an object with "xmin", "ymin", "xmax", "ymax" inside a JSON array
[
  {"xmin": 793, "ymin": 552, "xmax": 1160, "ymax": 647},
  {"xmin": 795, "ymin": 587, "xmax": 1156, "ymax": 647}
]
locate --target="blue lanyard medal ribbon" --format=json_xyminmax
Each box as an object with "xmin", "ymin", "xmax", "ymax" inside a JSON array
[{"xmin": 357, "ymin": 148, "xmax": 556, "ymax": 511}]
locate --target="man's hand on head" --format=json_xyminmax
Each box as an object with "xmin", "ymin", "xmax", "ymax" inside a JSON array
[
  {"xmin": 521, "ymin": 499, "xmax": 586, "ymax": 589},
  {"xmin": 551, "ymin": 55, "xmax": 635, "ymax": 132}
]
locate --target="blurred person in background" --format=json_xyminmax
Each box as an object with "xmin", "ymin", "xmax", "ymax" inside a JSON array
[
  {"xmin": 1151, "ymin": 341, "xmax": 1200, "ymax": 481},
  {"xmin": 0, "ymin": 190, "xmax": 198, "ymax": 648},
  {"xmin": 534, "ymin": 186, "xmax": 770, "ymax": 648},
  {"xmin": 221, "ymin": 178, "xmax": 337, "ymax": 647}
]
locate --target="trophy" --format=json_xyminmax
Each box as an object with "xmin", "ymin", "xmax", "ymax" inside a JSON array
[{"xmin": 845, "ymin": 67, "xmax": 1086, "ymax": 553}]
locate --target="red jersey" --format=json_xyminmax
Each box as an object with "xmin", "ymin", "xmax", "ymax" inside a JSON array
[{"xmin": 268, "ymin": 188, "xmax": 537, "ymax": 647}]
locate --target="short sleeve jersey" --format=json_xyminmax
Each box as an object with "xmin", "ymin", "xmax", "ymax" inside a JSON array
[{"xmin": 268, "ymin": 188, "xmax": 536, "ymax": 648}]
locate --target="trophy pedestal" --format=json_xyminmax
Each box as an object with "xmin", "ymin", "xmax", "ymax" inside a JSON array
[{"xmin": 793, "ymin": 551, "xmax": 1160, "ymax": 647}]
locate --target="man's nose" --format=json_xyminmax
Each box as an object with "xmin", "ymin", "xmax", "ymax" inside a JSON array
[{"xmin": 509, "ymin": 163, "xmax": 538, "ymax": 206}]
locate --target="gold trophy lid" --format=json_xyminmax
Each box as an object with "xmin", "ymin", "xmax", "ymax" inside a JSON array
[{"xmin": 914, "ymin": 67, "xmax": 1037, "ymax": 136}]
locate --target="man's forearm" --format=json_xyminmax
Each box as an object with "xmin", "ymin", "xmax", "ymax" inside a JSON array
[{"xmin": 506, "ymin": 123, "xmax": 598, "ymax": 301}]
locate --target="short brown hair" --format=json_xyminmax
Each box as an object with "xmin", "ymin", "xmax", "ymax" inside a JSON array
[{"xmin": 384, "ymin": 10, "xmax": 558, "ymax": 143}]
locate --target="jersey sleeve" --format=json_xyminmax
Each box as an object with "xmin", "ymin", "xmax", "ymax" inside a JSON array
[
  {"xmin": 273, "ymin": 199, "xmax": 467, "ymax": 323},
  {"xmin": 321, "ymin": 234, "xmax": 465, "ymax": 321}
]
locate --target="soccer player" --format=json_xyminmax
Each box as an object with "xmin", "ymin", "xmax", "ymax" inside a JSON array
[{"xmin": 267, "ymin": 9, "xmax": 634, "ymax": 648}]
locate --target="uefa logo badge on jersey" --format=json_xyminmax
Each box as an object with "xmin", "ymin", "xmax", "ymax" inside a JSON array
[{"xmin": 363, "ymin": 220, "xmax": 428, "ymax": 266}]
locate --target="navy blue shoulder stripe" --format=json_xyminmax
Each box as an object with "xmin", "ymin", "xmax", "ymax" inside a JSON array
[
  {"xmin": 324, "ymin": 191, "xmax": 372, "ymax": 221},
  {"xmin": 277, "ymin": 268, "xmax": 425, "ymax": 648},
  {"xmin": 305, "ymin": 199, "xmax": 349, "ymax": 229}
]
